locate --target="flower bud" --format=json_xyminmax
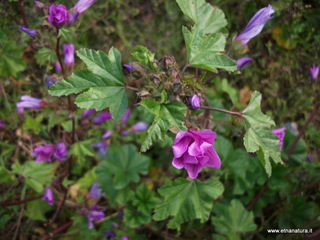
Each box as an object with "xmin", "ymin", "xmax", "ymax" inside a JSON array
[{"xmin": 189, "ymin": 94, "xmax": 201, "ymax": 109}]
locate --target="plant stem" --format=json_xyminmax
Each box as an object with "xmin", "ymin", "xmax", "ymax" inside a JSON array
[
  {"xmin": 246, "ymin": 183, "xmax": 268, "ymax": 211},
  {"xmin": 200, "ymin": 106, "xmax": 242, "ymax": 117},
  {"xmin": 286, "ymin": 102, "xmax": 320, "ymax": 156},
  {"xmin": 181, "ymin": 63, "xmax": 190, "ymax": 76},
  {"xmin": 125, "ymin": 85, "xmax": 139, "ymax": 91},
  {"xmin": 18, "ymin": 0, "xmax": 28, "ymax": 27},
  {"xmin": 40, "ymin": 220, "xmax": 74, "ymax": 240},
  {"xmin": 0, "ymin": 195, "xmax": 42, "ymax": 207}
]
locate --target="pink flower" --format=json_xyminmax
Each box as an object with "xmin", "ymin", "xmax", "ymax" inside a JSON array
[
  {"xmin": 189, "ymin": 94, "xmax": 201, "ymax": 109},
  {"xmin": 54, "ymin": 141, "xmax": 69, "ymax": 162},
  {"xmin": 32, "ymin": 144, "xmax": 56, "ymax": 162},
  {"xmin": 272, "ymin": 128, "xmax": 286, "ymax": 151},
  {"xmin": 172, "ymin": 129, "xmax": 221, "ymax": 179},
  {"xmin": 48, "ymin": 4, "xmax": 70, "ymax": 28},
  {"xmin": 63, "ymin": 44, "xmax": 75, "ymax": 66},
  {"xmin": 42, "ymin": 187, "xmax": 54, "ymax": 205},
  {"xmin": 131, "ymin": 122, "xmax": 148, "ymax": 132},
  {"xmin": 309, "ymin": 66, "xmax": 320, "ymax": 81},
  {"xmin": 16, "ymin": 95, "xmax": 47, "ymax": 114}
]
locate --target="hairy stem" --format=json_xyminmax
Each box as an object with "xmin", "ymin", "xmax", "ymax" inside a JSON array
[{"xmin": 200, "ymin": 106, "xmax": 243, "ymax": 117}]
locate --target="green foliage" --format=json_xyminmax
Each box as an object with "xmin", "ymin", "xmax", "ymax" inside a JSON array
[
  {"xmin": 49, "ymin": 48, "xmax": 127, "ymax": 120},
  {"xmin": 70, "ymin": 141, "xmax": 95, "ymax": 166},
  {"xmin": 140, "ymin": 99, "xmax": 186, "ymax": 152},
  {"xmin": 183, "ymin": 24, "xmax": 236, "ymax": 72},
  {"xmin": 35, "ymin": 48, "xmax": 56, "ymax": 66},
  {"xmin": 132, "ymin": 184, "xmax": 160, "ymax": 216},
  {"xmin": 0, "ymin": 41, "xmax": 26, "ymax": 77},
  {"xmin": 153, "ymin": 178, "xmax": 224, "ymax": 229},
  {"xmin": 283, "ymin": 129, "xmax": 307, "ymax": 164},
  {"xmin": 25, "ymin": 199, "xmax": 52, "ymax": 221},
  {"xmin": 130, "ymin": 46, "xmax": 160, "ymax": 71},
  {"xmin": 12, "ymin": 161, "xmax": 54, "ymax": 193},
  {"xmin": 23, "ymin": 115, "xmax": 45, "ymax": 135},
  {"xmin": 242, "ymin": 91, "xmax": 283, "ymax": 176},
  {"xmin": 176, "ymin": 0, "xmax": 227, "ymax": 34},
  {"xmin": 212, "ymin": 199, "xmax": 257, "ymax": 238}
]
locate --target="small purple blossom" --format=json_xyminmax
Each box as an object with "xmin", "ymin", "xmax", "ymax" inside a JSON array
[
  {"xmin": 0, "ymin": 120, "xmax": 5, "ymax": 128},
  {"xmin": 102, "ymin": 130, "xmax": 112, "ymax": 139},
  {"xmin": 33, "ymin": 144, "xmax": 56, "ymax": 162},
  {"xmin": 121, "ymin": 131, "xmax": 130, "ymax": 136},
  {"xmin": 237, "ymin": 57, "xmax": 253, "ymax": 69},
  {"xmin": 189, "ymin": 94, "xmax": 201, "ymax": 109},
  {"xmin": 42, "ymin": 187, "xmax": 54, "ymax": 205},
  {"xmin": 16, "ymin": 95, "xmax": 47, "ymax": 114},
  {"xmin": 121, "ymin": 109, "xmax": 131, "ymax": 123},
  {"xmin": 104, "ymin": 230, "xmax": 116, "ymax": 240},
  {"xmin": 82, "ymin": 204, "xmax": 105, "ymax": 229},
  {"xmin": 54, "ymin": 141, "xmax": 68, "ymax": 162},
  {"xmin": 309, "ymin": 66, "xmax": 320, "ymax": 81},
  {"xmin": 172, "ymin": 129, "xmax": 221, "ymax": 179},
  {"xmin": 93, "ymin": 111, "xmax": 112, "ymax": 125},
  {"xmin": 123, "ymin": 64, "xmax": 135, "ymax": 72},
  {"xmin": 82, "ymin": 108, "xmax": 96, "ymax": 118},
  {"xmin": 63, "ymin": 44, "xmax": 75, "ymax": 66},
  {"xmin": 46, "ymin": 76, "xmax": 56, "ymax": 88},
  {"xmin": 18, "ymin": 25, "xmax": 38, "ymax": 38},
  {"xmin": 235, "ymin": 5, "xmax": 275, "ymax": 45},
  {"xmin": 92, "ymin": 141, "xmax": 108, "ymax": 157},
  {"xmin": 131, "ymin": 122, "xmax": 149, "ymax": 132},
  {"xmin": 87, "ymin": 183, "xmax": 104, "ymax": 199},
  {"xmin": 72, "ymin": 0, "xmax": 97, "ymax": 14},
  {"xmin": 55, "ymin": 61, "xmax": 62, "ymax": 72},
  {"xmin": 272, "ymin": 128, "xmax": 286, "ymax": 151},
  {"xmin": 48, "ymin": 4, "xmax": 70, "ymax": 28},
  {"xmin": 306, "ymin": 155, "xmax": 314, "ymax": 162},
  {"xmin": 121, "ymin": 236, "xmax": 130, "ymax": 240}
]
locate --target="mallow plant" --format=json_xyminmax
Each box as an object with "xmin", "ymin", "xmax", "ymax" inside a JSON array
[{"xmin": 1, "ymin": 0, "xmax": 318, "ymax": 239}]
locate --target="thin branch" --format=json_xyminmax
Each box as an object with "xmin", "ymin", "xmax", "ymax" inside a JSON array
[
  {"xmin": 125, "ymin": 85, "xmax": 139, "ymax": 91},
  {"xmin": 0, "ymin": 195, "xmax": 42, "ymax": 207},
  {"xmin": 246, "ymin": 184, "xmax": 268, "ymax": 211},
  {"xmin": 200, "ymin": 106, "xmax": 242, "ymax": 117},
  {"xmin": 40, "ymin": 220, "xmax": 74, "ymax": 240},
  {"xmin": 181, "ymin": 63, "xmax": 190, "ymax": 76}
]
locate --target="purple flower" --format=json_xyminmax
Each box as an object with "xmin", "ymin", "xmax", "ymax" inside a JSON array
[
  {"xmin": 72, "ymin": 0, "xmax": 97, "ymax": 14},
  {"xmin": 87, "ymin": 183, "xmax": 104, "ymax": 199},
  {"xmin": 309, "ymin": 66, "xmax": 320, "ymax": 81},
  {"xmin": 235, "ymin": 5, "xmax": 275, "ymax": 45},
  {"xmin": 104, "ymin": 230, "xmax": 116, "ymax": 240},
  {"xmin": 18, "ymin": 25, "xmax": 38, "ymax": 38},
  {"xmin": 55, "ymin": 61, "xmax": 62, "ymax": 72},
  {"xmin": 0, "ymin": 120, "xmax": 5, "ymax": 128},
  {"xmin": 54, "ymin": 141, "xmax": 68, "ymax": 162},
  {"xmin": 272, "ymin": 128, "xmax": 286, "ymax": 151},
  {"xmin": 93, "ymin": 111, "xmax": 112, "ymax": 125},
  {"xmin": 121, "ymin": 131, "xmax": 130, "ymax": 136},
  {"xmin": 92, "ymin": 141, "xmax": 108, "ymax": 157},
  {"xmin": 42, "ymin": 187, "xmax": 54, "ymax": 205},
  {"xmin": 82, "ymin": 108, "xmax": 96, "ymax": 118},
  {"xmin": 131, "ymin": 122, "xmax": 149, "ymax": 132},
  {"xmin": 172, "ymin": 129, "xmax": 221, "ymax": 179},
  {"xmin": 63, "ymin": 44, "xmax": 75, "ymax": 66},
  {"xmin": 82, "ymin": 204, "xmax": 105, "ymax": 229},
  {"xmin": 16, "ymin": 95, "xmax": 47, "ymax": 114},
  {"xmin": 189, "ymin": 94, "xmax": 201, "ymax": 109},
  {"xmin": 121, "ymin": 236, "xmax": 130, "ymax": 240},
  {"xmin": 46, "ymin": 76, "xmax": 56, "ymax": 88},
  {"xmin": 48, "ymin": 4, "xmax": 70, "ymax": 28},
  {"xmin": 306, "ymin": 155, "xmax": 314, "ymax": 162},
  {"xmin": 123, "ymin": 64, "xmax": 135, "ymax": 72},
  {"xmin": 237, "ymin": 57, "xmax": 253, "ymax": 69},
  {"xmin": 102, "ymin": 130, "xmax": 112, "ymax": 139},
  {"xmin": 32, "ymin": 144, "xmax": 56, "ymax": 162},
  {"xmin": 121, "ymin": 109, "xmax": 131, "ymax": 123}
]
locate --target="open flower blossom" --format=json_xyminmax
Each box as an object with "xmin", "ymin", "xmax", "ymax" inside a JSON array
[
  {"xmin": 18, "ymin": 25, "xmax": 38, "ymax": 38},
  {"xmin": 272, "ymin": 128, "xmax": 286, "ymax": 151},
  {"xmin": 237, "ymin": 57, "xmax": 253, "ymax": 69},
  {"xmin": 54, "ymin": 141, "xmax": 69, "ymax": 162},
  {"xmin": 189, "ymin": 94, "xmax": 201, "ymax": 109},
  {"xmin": 309, "ymin": 66, "xmax": 320, "ymax": 81},
  {"xmin": 82, "ymin": 204, "xmax": 105, "ymax": 229},
  {"xmin": 63, "ymin": 44, "xmax": 75, "ymax": 66},
  {"xmin": 72, "ymin": 0, "xmax": 97, "ymax": 14},
  {"xmin": 48, "ymin": 4, "xmax": 70, "ymax": 28},
  {"xmin": 131, "ymin": 122, "xmax": 149, "ymax": 132},
  {"xmin": 33, "ymin": 141, "xmax": 69, "ymax": 162},
  {"xmin": 42, "ymin": 187, "xmax": 54, "ymax": 205},
  {"xmin": 235, "ymin": 5, "xmax": 275, "ymax": 45},
  {"xmin": 123, "ymin": 64, "xmax": 135, "ymax": 72},
  {"xmin": 87, "ymin": 183, "xmax": 104, "ymax": 199},
  {"xmin": 102, "ymin": 130, "xmax": 112, "ymax": 139},
  {"xmin": 172, "ymin": 129, "xmax": 221, "ymax": 179},
  {"xmin": 16, "ymin": 95, "xmax": 47, "ymax": 114},
  {"xmin": 93, "ymin": 111, "xmax": 112, "ymax": 125}
]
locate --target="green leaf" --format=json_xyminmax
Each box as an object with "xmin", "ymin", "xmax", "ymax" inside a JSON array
[
  {"xmin": 242, "ymin": 91, "xmax": 283, "ymax": 176},
  {"xmin": 35, "ymin": 48, "xmax": 56, "ymax": 66},
  {"xmin": 132, "ymin": 184, "xmax": 160, "ymax": 215},
  {"xmin": 58, "ymin": 28, "xmax": 74, "ymax": 43},
  {"xmin": 12, "ymin": 161, "xmax": 54, "ymax": 193},
  {"xmin": 212, "ymin": 199, "xmax": 257, "ymax": 236},
  {"xmin": 49, "ymin": 48, "xmax": 127, "ymax": 120},
  {"xmin": 283, "ymin": 129, "xmax": 307, "ymax": 164},
  {"xmin": 140, "ymin": 99, "xmax": 187, "ymax": 152},
  {"xmin": 183, "ymin": 25, "xmax": 236, "ymax": 72},
  {"xmin": 153, "ymin": 178, "xmax": 224, "ymax": 229},
  {"xmin": 70, "ymin": 141, "xmax": 95, "ymax": 166},
  {"xmin": 130, "ymin": 46, "xmax": 160, "ymax": 71},
  {"xmin": 0, "ymin": 42, "xmax": 26, "ymax": 77},
  {"xmin": 25, "ymin": 199, "xmax": 52, "ymax": 221},
  {"xmin": 77, "ymin": 168, "xmax": 97, "ymax": 190},
  {"xmin": 176, "ymin": 0, "xmax": 227, "ymax": 34},
  {"xmin": 124, "ymin": 205, "xmax": 151, "ymax": 228},
  {"xmin": 97, "ymin": 144, "xmax": 149, "ymax": 189},
  {"xmin": 23, "ymin": 115, "xmax": 45, "ymax": 134}
]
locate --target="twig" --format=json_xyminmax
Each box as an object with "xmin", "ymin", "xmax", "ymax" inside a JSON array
[
  {"xmin": 201, "ymin": 106, "xmax": 243, "ymax": 117},
  {"xmin": 246, "ymin": 184, "xmax": 268, "ymax": 211},
  {"xmin": 12, "ymin": 205, "xmax": 25, "ymax": 240},
  {"xmin": 181, "ymin": 63, "xmax": 190, "ymax": 76},
  {"xmin": 40, "ymin": 220, "xmax": 74, "ymax": 240},
  {"xmin": 125, "ymin": 85, "xmax": 139, "ymax": 91},
  {"xmin": 18, "ymin": 0, "xmax": 28, "ymax": 27},
  {"xmin": 0, "ymin": 195, "xmax": 42, "ymax": 207},
  {"xmin": 48, "ymin": 187, "xmax": 69, "ymax": 226},
  {"xmin": 286, "ymin": 102, "xmax": 320, "ymax": 156}
]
